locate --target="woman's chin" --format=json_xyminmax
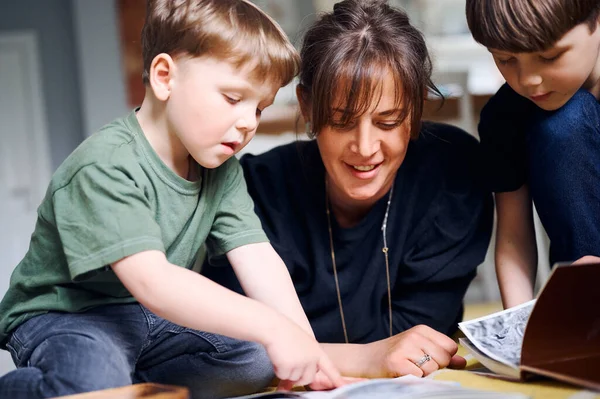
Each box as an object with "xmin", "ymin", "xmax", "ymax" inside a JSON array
[{"xmin": 344, "ymin": 186, "xmax": 385, "ymax": 202}]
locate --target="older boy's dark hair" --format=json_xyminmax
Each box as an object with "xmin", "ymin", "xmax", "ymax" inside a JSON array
[
  {"xmin": 141, "ymin": 0, "xmax": 299, "ymax": 86},
  {"xmin": 466, "ymin": 0, "xmax": 600, "ymax": 52},
  {"xmin": 298, "ymin": 0, "xmax": 438, "ymax": 139}
]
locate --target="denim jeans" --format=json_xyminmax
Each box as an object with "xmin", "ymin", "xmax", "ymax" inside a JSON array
[
  {"xmin": 0, "ymin": 304, "xmax": 274, "ymax": 399},
  {"xmin": 526, "ymin": 89, "xmax": 600, "ymax": 264}
]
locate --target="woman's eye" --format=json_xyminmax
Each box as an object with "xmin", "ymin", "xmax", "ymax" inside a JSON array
[
  {"xmin": 330, "ymin": 120, "xmax": 356, "ymax": 130},
  {"xmin": 378, "ymin": 122, "xmax": 400, "ymax": 130},
  {"xmin": 224, "ymin": 95, "xmax": 240, "ymax": 104}
]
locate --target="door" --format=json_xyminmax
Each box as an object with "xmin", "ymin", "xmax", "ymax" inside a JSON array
[{"xmin": 0, "ymin": 32, "xmax": 51, "ymax": 375}]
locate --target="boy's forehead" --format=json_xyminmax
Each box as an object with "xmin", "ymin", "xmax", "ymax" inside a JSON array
[{"xmin": 488, "ymin": 22, "xmax": 591, "ymax": 55}]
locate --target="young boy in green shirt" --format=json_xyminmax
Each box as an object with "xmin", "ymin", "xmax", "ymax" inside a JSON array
[{"xmin": 0, "ymin": 1, "xmax": 342, "ymax": 398}]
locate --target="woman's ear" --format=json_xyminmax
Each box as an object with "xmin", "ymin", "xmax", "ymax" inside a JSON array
[{"xmin": 148, "ymin": 53, "xmax": 176, "ymax": 102}]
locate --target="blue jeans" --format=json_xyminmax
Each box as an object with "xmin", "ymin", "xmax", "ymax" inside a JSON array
[
  {"xmin": 526, "ymin": 89, "xmax": 600, "ymax": 264},
  {"xmin": 0, "ymin": 304, "xmax": 274, "ymax": 399}
]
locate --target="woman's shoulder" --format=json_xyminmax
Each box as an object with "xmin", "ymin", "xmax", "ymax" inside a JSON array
[
  {"xmin": 240, "ymin": 140, "xmax": 318, "ymax": 175},
  {"xmin": 239, "ymin": 140, "xmax": 322, "ymax": 207},
  {"xmin": 407, "ymin": 122, "xmax": 486, "ymax": 195},
  {"xmin": 412, "ymin": 121, "xmax": 479, "ymax": 163}
]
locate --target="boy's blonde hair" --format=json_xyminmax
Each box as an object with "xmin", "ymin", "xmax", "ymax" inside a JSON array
[
  {"xmin": 141, "ymin": 0, "xmax": 299, "ymax": 87},
  {"xmin": 466, "ymin": 0, "xmax": 600, "ymax": 52}
]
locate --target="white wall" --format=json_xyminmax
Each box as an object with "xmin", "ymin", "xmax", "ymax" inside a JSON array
[
  {"xmin": 72, "ymin": 0, "xmax": 128, "ymax": 137},
  {"xmin": 0, "ymin": 0, "xmax": 84, "ymax": 170}
]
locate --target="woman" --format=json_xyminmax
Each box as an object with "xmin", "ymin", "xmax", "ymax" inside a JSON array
[{"xmin": 204, "ymin": 0, "xmax": 493, "ymax": 381}]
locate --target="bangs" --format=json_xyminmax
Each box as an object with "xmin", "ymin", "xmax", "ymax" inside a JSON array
[
  {"xmin": 223, "ymin": 32, "xmax": 299, "ymax": 88},
  {"xmin": 468, "ymin": 0, "xmax": 600, "ymax": 52},
  {"xmin": 310, "ymin": 49, "xmax": 408, "ymax": 136},
  {"xmin": 199, "ymin": 2, "xmax": 298, "ymax": 87}
]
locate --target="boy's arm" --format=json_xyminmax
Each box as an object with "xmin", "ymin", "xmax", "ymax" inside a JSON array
[
  {"xmin": 495, "ymin": 185, "xmax": 538, "ymax": 308},
  {"xmin": 112, "ymin": 249, "xmax": 344, "ymax": 388},
  {"xmin": 226, "ymin": 242, "xmax": 314, "ymax": 337},
  {"xmin": 112, "ymin": 250, "xmax": 287, "ymax": 343}
]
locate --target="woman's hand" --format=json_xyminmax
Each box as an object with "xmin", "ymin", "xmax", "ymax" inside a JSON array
[{"xmin": 364, "ymin": 325, "xmax": 466, "ymax": 378}]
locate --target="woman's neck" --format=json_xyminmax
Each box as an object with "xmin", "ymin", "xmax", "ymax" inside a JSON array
[{"xmin": 326, "ymin": 176, "xmax": 391, "ymax": 229}]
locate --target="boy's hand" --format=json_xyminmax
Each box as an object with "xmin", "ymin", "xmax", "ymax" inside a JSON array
[
  {"xmin": 264, "ymin": 322, "xmax": 344, "ymax": 390},
  {"xmin": 307, "ymin": 374, "xmax": 365, "ymax": 391},
  {"xmin": 573, "ymin": 255, "xmax": 600, "ymax": 265}
]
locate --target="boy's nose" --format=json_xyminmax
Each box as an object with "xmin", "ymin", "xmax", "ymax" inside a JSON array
[
  {"xmin": 236, "ymin": 111, "xmax": 259, "ymax": 133},
  {"xmin": 518, "ymin": 66, "xmax": 543, "ymax": 87}
]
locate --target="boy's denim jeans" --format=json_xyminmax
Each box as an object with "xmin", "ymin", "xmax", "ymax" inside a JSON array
[
  {"xmin": 0, "ymin": 303, "xmax": 274, "ymax": 399},
  {"xmin": 527, "ymin": 89, "xmax": 600, "ymax": 264}
]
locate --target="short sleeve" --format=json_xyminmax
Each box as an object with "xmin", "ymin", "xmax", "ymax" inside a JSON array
[
  {"xmin": 206, "ymin": 158, "xmax": 268, "ymax": 259},
  {"xmin": 53, "ymin": 163, "xmax": 164, "ymax": 281},
  {"xmin": 478, "ymin": 84, "xmax": 534, "ymax": 192}
]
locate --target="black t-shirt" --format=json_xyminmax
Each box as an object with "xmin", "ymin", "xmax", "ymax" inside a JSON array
[
  {"xmin": 478, "ymin": 83, "xmax": 540, "ymax": 192},
  {"xmin": 203, "ymin": 122, "xmax": 493, "ymax": 343}
]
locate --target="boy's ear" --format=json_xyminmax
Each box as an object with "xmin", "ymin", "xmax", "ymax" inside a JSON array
[
  {"xmin": 296, "ymin": 84, "xmax": 311, "ymax": 123},
  {"xmin": 149, "ymin": 53, "xmax": 176, "ymax": 102}
]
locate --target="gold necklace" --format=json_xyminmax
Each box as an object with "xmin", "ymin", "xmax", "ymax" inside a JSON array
[{"xmin": 325, "ymin": 179, "xmax": 394, "ymax": 343}]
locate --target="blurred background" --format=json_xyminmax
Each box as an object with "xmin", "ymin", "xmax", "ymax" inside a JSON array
[{"xmin": 0, "ymin": 0, "xmax": 549, "ymax": 375}]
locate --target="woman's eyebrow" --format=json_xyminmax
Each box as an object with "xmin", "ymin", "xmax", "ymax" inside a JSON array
[
  {"xmin": 377, "ymin": 109, "xmax": 401, "ymax": 116},
  {"xmin": 331, "ymin": 108, "xmax": 401, "ymax": 116}
]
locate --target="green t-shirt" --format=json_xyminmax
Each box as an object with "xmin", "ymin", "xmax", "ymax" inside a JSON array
[{"xmin": 0, "ymin": 110, "xmax": 268, "ymax": 345}]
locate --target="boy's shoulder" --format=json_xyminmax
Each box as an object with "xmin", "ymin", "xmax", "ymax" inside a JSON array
[
  {"xmin": 480, "ymin": 84, "xmax": 537, "ymax": 126},
  {"xmin": 50, "ymin": 111, "xmax": 142, "ymax": 191}
]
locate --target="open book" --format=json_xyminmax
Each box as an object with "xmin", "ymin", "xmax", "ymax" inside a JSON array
[
  {"xmin": 231, "ymin": 375, "xmax": 528, "ymax": 399},
  {"xmin": 459, "ymin": 262, "xmax": 600, "ymax": 391}
]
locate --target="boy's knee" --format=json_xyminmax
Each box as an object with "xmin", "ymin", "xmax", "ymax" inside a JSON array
[
  {"xmin": 31, "ymin": 334, "xmax": 131, "ymax": 395},
  {"xmin": 233, "ymin": 341, "xmax": 274, "ymax": 389}
]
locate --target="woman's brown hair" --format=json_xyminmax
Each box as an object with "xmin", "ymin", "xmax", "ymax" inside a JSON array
[
  {"xmin": 466, "ymin": 0, "xmax": 600, "ymax": 52},
  {"xmin": 297, "ymin": 0, "xmax": 439, "ymax": 139}
]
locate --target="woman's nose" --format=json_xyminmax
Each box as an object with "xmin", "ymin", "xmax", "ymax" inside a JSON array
[{"xmin": 351, "ymin": 123, "xmax": 378, "ymax": 157}]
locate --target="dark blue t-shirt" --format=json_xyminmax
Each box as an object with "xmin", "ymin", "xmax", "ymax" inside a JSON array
[{"xmin": 203, "ymin": 122, "xmax": 493, "ymax": 343}]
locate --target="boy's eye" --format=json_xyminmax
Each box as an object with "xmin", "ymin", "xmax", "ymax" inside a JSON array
[
  {"xmin": 540, "ymin": 53, "xmax": 562, "ymax": 63},
  {"xmin": 256, "ymin": 108, "xmax": 263, "ymax": 117},
  {"xmin": 497, "ymin": 57, "xmax": 515, "ymax": 66},
  {"xmin": 224, "ymin": 95, "xmax": 240, "ymax": 104}
]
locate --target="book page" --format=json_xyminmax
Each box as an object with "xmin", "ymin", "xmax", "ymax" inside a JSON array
[
  {"xmin": 233, "ymin": 376, "xmax": 529, "ymax": 398},
  {"xmin": 458, "ymin": 300, "xmax": 535, "ymax": 367}
]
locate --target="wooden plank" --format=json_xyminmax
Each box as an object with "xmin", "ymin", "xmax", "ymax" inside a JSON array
[{"xmin": 55, "ymin": 383, "xmax": 189, "ymax": 399}]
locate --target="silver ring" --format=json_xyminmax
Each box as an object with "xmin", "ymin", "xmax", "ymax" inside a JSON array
[{"xmin": 414, "ymin": 353, "xmax": 431, "ymax": 368}]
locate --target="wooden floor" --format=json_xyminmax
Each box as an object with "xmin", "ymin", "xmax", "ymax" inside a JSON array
[
  {"xmin": 463, "ymin": 301, "xmax": 503, "ymax": 321},
  {"xmin": 56, "ymin": 383, "xmax": 189, "ymax": 399}
]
